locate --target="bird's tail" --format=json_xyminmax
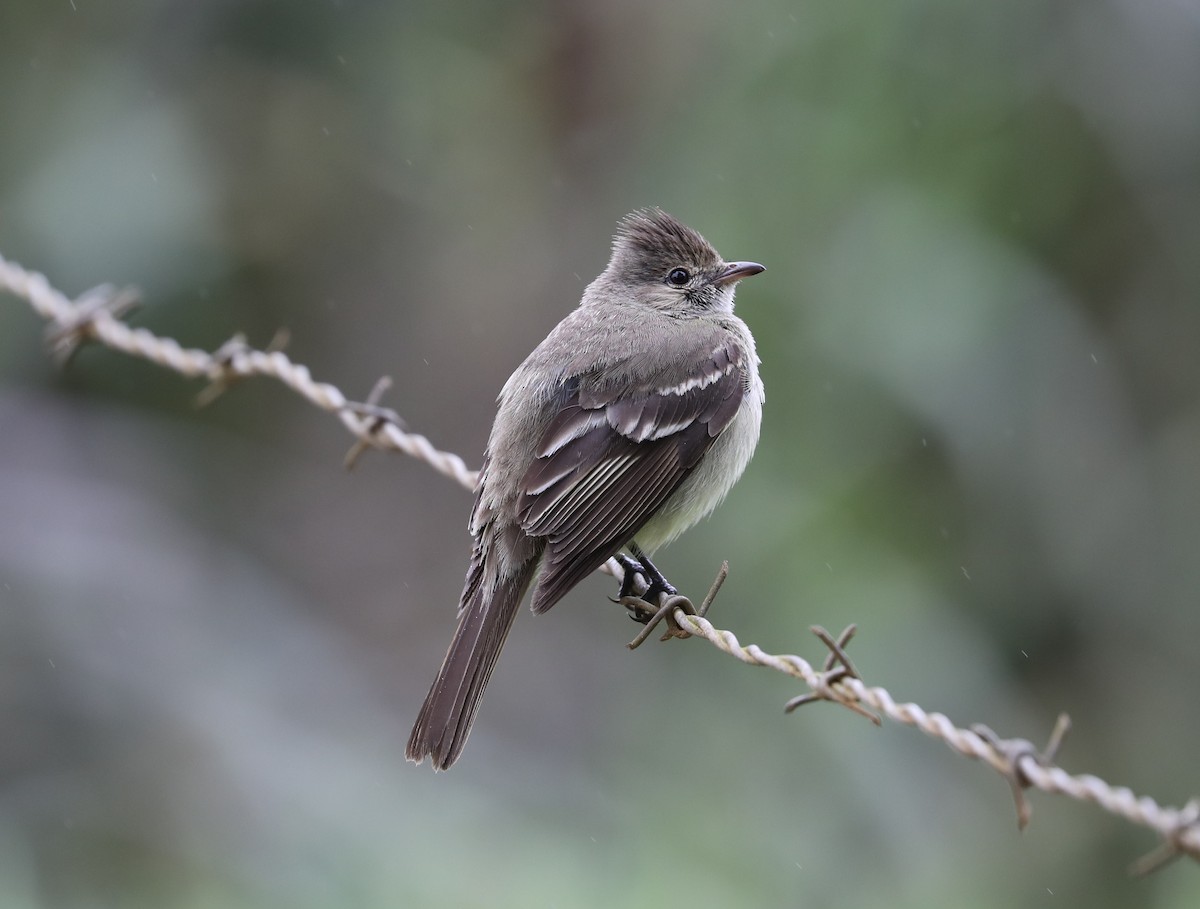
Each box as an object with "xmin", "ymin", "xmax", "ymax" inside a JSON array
[{"xmin": 406, "ymin": 558, "xmax": 536, "ymax": 770}]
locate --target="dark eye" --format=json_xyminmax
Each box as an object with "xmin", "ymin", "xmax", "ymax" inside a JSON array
[{"xmin": 666, "ymin": 267, "xmax": 690, "ymax": 287}]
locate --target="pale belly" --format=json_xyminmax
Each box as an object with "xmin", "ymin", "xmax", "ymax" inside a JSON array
[{"xmin": 632, "ymin": 387, "xmax": 763, "ymax": 554}]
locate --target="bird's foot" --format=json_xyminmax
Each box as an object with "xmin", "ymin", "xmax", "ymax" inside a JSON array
[
  {"xmin": 615, "ymin": 545, "xmax": 677, "ymax": 618},
  {"xmin": 616, "ymin": 560, "xmax": 730, "ymax": 650},
  {"xmin": 614, "ymin": 553, "xmax": 647, "ymax": 601}
]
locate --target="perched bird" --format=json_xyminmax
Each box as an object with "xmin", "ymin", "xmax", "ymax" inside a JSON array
[{"xmin": 407, "ymin": 208, "xmax": 765, "ymax": 769}]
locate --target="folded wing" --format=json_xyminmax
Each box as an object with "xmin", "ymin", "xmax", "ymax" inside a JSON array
[{"xmin": 519, "ymin": 337, "xmax": 747, "ymax": 614}]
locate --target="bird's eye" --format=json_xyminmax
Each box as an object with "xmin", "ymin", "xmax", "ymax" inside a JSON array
[{"xmin": 666, "ymin": 268, "xmax": 691, "ymax": 287}]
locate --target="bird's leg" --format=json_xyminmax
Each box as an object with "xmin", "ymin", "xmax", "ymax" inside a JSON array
[
  {"xmin": 625, "ymin": 542, "xmax": 677, "ymax": 604},
  {"xmin": 615, "ymin": 552, "xmax": 648, "ymax": 601},
  {"xmin": 614, "ymin": 545, "xmax": 683, "ymax": 630}
]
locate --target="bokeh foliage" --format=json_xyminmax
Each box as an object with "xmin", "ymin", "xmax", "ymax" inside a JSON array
[{"xmin": 2, "ymin": 1, "xmax": 1198, "ymax": 906}]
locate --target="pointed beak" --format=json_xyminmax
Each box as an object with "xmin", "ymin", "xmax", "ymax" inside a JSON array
[{"xmin": 712, "ymin": 261, "xmax": 766, "ymax": 286}]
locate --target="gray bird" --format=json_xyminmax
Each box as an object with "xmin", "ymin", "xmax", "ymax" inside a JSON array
[{"xmin": 407, "ymin": 208, "xmax": 765, "ymax": 769}]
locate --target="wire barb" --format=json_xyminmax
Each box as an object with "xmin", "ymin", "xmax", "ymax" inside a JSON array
[
  {"xmin": 622, "ymin": 593, "xmax": 696, "ymax": 649},
  {"xmin": 1129, "ymin": 798, "xmax": 1200, "ymax": 875},
  {"xmin": 969, "ymin": 713, "xmax": 1070, "ymax": 830},
  {"xmin": 343, "ymin": 376, "xmax": 407, "ymax": 470},
  {"xmin": 195, "ymin": 334, "xmax": 253, "ymax": 407},
  {"xmin": 45, "ymin": 283, "xmax": 141, "ymax": 367},
  {"xmin": 784, "ymin": 625, "xmax": 881, "ymax": 725}
]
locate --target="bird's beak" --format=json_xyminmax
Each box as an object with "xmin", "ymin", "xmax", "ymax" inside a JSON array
[{"xmin": 712, "ymin": 261, "xmax": 766, "ymax": 286}]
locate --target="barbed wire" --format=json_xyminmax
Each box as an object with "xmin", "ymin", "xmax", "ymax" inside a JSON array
[
  {"xmin": 3, "ymin": 251, "xmax": 1196, "ymax": 873},
  {"xmin": 0, "ymin": 254, "xmax": 478, "ymax": 491}
]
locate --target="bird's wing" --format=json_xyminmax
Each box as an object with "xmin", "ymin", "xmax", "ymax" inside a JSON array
[{"xmin": 518, "ymin": 334, "xmax": 748, "ymax": 614}]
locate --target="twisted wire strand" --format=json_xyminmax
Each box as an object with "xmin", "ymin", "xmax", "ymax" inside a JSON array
[
  {"xmin": 0, "ymin": 253, "xmax": 478, "ymax": 492},
  {"xmin": 3, "ymin": 250, "xmax": 1196, "ymax": 870},
  {"xmin": 670, "ymin": 609, "xmax": 1199, "ymax": 866}
]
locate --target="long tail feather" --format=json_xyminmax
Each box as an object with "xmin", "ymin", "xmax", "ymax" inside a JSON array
[{"xmin": 406, "ymin": 561, "xmax": 536, "ymax": 770}]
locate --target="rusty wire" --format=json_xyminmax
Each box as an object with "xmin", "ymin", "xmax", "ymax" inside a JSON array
[{"xmin": 3, "ymin": 250, "xmax": 1197, "ymax": 872}]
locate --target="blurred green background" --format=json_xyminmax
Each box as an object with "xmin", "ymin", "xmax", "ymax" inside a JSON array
[{"xmin": 2, "ymin": 1, "xmax": 1199, "ymax": 906}]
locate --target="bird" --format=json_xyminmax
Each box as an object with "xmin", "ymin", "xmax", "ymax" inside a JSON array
[{"xmin": 406, "ymin": 208, "xmax": 765, "ymax": 769}]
